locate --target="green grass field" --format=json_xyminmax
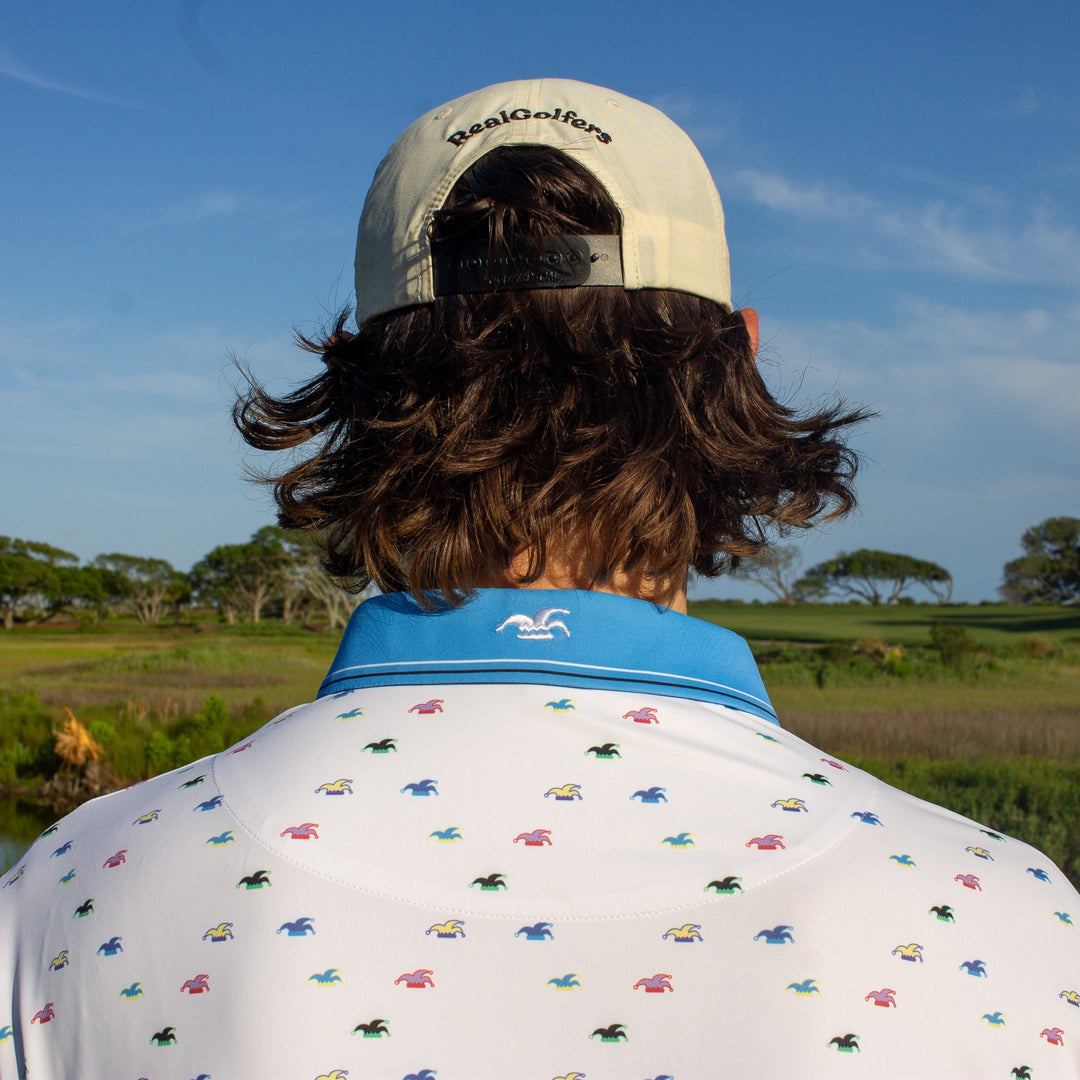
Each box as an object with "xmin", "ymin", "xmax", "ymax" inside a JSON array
[
  {"xmin": 689, "ymin": 599, "xmax": 1080, "ymax": 646},
  {"xmin": 2, "ymin": 604, "xmax": 1079, "ymax": 885}
]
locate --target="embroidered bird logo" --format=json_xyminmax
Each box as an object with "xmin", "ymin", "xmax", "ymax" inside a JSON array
[{"xmin": 496, "ymin": 608, "xmax": 571, "ymax": 640}]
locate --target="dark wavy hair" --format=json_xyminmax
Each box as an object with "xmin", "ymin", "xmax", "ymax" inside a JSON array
[{"xmin": 234, "ymin": 146, "xmax": 870, "ymax": 606}]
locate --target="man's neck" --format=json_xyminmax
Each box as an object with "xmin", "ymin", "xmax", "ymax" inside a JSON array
[{"xmin": 476, "ymin": 552, "xmax": 688, "ymax": 614}]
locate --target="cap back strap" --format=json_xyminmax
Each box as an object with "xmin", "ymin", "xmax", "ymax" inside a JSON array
[{"xmin": 432, "ymin": 234, "xmax": 623, "ymax": 295}]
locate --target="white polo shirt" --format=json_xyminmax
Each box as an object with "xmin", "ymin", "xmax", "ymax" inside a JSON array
[{"xmin": 2, "ymin": 589, "xmax": 1078, "ymax": 1079}]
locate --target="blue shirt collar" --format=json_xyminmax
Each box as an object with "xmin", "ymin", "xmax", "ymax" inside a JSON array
[{"xmin": 319, "ymin": 589, "xmax": 778, "ymax": 725}]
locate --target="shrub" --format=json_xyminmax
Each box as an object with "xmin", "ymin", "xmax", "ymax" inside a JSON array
[
  {"xmin": 929, "ymin": 622, "xmax": 978, "ymax": 666},
  {"xmin": 819, "ymin": 641, "xmax": 855, "ymax": 665},
  {"xmin": 0, "ymin": 741, "xmax": 34, "ymax": 785},
  {"xmin": 1016, "ymin": 634, "xmax": 1056, "ymax": 657}
]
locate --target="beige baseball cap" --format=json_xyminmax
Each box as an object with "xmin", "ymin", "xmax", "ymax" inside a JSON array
[{"xmin": 354, "ymin": 77, "xmax": 731, "ymax": 321}]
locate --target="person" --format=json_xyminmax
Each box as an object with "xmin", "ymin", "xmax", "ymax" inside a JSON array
[{"xmin": 1, "ymin": 78, "xmax": 1077, "ymax": 1080}]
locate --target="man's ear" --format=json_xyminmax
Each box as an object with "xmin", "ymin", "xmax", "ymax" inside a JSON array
[{"xmin": 740, "ymin": 308, "xmax": 759, "ymax": 358}]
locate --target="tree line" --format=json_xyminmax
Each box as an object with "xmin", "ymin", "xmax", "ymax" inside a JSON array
[
  {"xmin": 3, "ymin": 515, "xmax": 1077, "ymax": 627},
  {"xmin": 732, "ymin": 516, "xmax": 1080, "ymax": 606},
  {"xmin": 0, "ymin": 527, "xmax": 365, "ymax": 631}
]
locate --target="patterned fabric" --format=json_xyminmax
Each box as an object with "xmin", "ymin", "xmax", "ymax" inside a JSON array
[{"xmin": 1, "ymin": 589, "xmax": 1078, "ymax": 1079}]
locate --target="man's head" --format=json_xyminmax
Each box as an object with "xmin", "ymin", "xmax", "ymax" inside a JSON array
[
  {"xmin": 235, "ymin": 80, "xmax": 866, "ymax": 606},
  {"xmin": 352, "ymin": 78, "xmax": 731, "ymax": 321}
]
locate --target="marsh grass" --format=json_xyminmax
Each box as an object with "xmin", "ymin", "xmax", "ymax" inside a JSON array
[{"xmin": 784, "ymin": 704, "xmax": 1080, "ymax": 760}]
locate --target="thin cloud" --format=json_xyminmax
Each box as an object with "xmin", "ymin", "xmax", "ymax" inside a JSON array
[
  {"xmin": 728, "ymin": 169, "xmax": 876, "ymax": 219},
  {"xmin": 161, "ymin": 188, "xmax": 312, "ymax": 223},
  {"xmin": 0, "ymin": 44, "xmax": 147, "ymax": 109},
  {"xmin": 725, "ymin": 167, "xmax": 1080, "ymax": 285},
  {"xmin": 648, "ymin": 91, "xmax": 730, "ymax": 146},
  {"xmin": 1000, "ymin": 85, "xmax": 1042, "ymax": 118}
]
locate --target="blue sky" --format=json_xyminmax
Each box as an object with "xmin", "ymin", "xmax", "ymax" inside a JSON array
[{"xmin": 2, "ymin": 0, "xmax": 1077, "ymax": 602}]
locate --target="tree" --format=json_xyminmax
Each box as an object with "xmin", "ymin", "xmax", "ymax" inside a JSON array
[
  {"xmin": 730, "ymin": 544, "xmax": 805, "ymax": 604},
  {"xmin": 93, "ymin": 554, "xmax": 179, "ymax": 625},
  {"xmin": 801, "ymin": 549, "xmax": 953, "ymax": 605},
  {"xmin": 999, "ymin": 516, "xmax": 1080, "ymax": 605},
  {"xmin": 0, "ymin": 538, "xmax": 79, "ymax": 629},
  {"xmin": 192, "ymin": 527, "xmax": 291, "ymax": 624},
  {"xmin": 277, "ymin": 530, "xmax": 366, "ymax": 629}
]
